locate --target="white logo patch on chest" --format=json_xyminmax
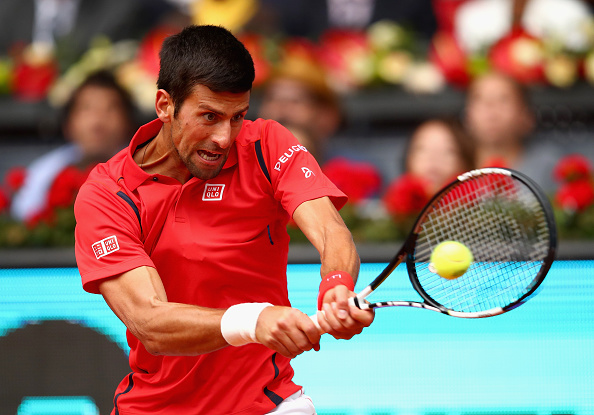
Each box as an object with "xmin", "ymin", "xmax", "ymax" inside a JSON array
[{"xmin": 202, "ymin": 184, "xmax": 225, "ymax": 201}]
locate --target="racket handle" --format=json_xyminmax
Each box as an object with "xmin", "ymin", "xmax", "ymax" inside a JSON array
[
  {"xmin": 308, "ymin": 297, "xmax": 359, "ymax": 334},
  {"xmin": 309, "ymin": 311, "xmax": 325, "ymax": 334}
]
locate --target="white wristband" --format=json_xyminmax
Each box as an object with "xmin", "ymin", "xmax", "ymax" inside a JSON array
[{"xmin": 220, "ymin": 302, "xmax": 273, "ymax": 346}]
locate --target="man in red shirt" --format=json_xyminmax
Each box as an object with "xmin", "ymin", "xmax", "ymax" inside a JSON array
[{"xmin": 74, "ymin": 25, "xmax": 373, "ymax": 414}]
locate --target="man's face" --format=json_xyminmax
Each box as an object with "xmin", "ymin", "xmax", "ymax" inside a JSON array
[{"xmin": 164, "ymin": 84, "xmax": 250, "ymax": 181}]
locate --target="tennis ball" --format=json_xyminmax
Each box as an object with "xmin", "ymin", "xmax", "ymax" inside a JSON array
[{"xmin": 429, "ymin": 241, "xmax": 473, "ymax": 280}]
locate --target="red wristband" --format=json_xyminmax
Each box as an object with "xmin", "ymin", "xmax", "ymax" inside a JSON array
[{"xmin": 317, "ymin": 271, "xmax": 355, "ymax": 310}]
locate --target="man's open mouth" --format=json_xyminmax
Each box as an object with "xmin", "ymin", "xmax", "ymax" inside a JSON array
[{"xmin": 198, "ymin": 150, "xmax": 221, "ymax": 162}]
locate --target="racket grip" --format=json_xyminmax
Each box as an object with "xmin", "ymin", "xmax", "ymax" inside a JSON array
[
  {"xmin": 308, "ymin": 297, "xmax": 359, "ymax": 335},
  {"xmin": 309, "ymin": 311, "xmax": 325, "ymax": 334}
]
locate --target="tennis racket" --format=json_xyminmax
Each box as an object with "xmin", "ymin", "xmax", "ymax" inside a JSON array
[{"xmin": 312, "ymin": 167, "xmax": 556, "ymax": 325}]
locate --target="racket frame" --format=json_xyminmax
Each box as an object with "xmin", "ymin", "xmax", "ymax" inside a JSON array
[{"xmin": 352, "ymin": 168, "xmax": 557, "ymax": 318}]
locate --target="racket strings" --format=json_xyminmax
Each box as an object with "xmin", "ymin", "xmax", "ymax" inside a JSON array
[{"xmin": 412, "ymin": 174, "xmax": 551, "ymax": 313}]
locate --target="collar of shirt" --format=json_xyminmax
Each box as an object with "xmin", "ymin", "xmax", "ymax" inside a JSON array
[{"xmin": 121, "ymin": 119, "xmax": 239, "ymax": 191}]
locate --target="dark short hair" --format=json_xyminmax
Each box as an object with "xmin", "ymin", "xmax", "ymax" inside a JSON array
[
  {"xmin": 157, "ymin": 25, "xmax": 255, "ymax": 115},
  {"xmin": 62, "ymin": 70, "xmax": 135, "ymax": 125}
]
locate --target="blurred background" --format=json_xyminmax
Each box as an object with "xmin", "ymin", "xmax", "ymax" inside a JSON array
[
  {"xmin": 1, "ymin": 1, "xmax": 594, "ymax": 414},
  {"xmin": 1, "ymin": 0, "xmax": 594, "ymax": 260},
  {"xmin": 1, "ymin": 0, "xmax": 594, "ymax": 262}
]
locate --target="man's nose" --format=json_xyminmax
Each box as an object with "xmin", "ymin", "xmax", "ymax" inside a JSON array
[{"xmin": 211, "ymin": 122, "xmax": 233, "ymax": 149}]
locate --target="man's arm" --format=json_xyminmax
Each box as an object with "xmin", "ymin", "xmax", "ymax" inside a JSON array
[
  {"xmin": 98, "ymin": 265, "xmax": 321, "ymax": 358},
  {"xmin": 292, "ymin": 196, "xmax": 374, "ymax": 339}
]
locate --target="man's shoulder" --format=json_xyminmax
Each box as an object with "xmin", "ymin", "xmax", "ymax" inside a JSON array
[
  {"xmin": 237, "ymin": 118, "xmax": 285, "ymax": 145},
  {"xmin": 79, "ymin": 151, "xmax": 128, "ymax": 197}
]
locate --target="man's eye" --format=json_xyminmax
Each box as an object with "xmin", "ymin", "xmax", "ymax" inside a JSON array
[
  {"xmin": 232, "ymin": 113, "xmax": 245, "ymax": 122},
  {"xmin": 204, "ymin": 113, "xmax": 216, "ymax": 121}
]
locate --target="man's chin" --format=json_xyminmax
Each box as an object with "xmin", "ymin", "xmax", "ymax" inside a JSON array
[{"xmin": 189, "ymin": 165, "xmax": 224, "ymax": 181}]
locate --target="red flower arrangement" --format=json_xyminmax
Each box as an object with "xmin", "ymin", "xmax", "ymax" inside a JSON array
[
  {"xmin": 0, "ymin": 164, "xmax": 93, "ymax": 247},
  {"xmin": 316, "ymin": 29, "xmax": 375, "ymax": 92},
  {"xmin": 382, "ymin": 173, "xmax": 430, "ymax": 218},
  {"xmin": 428, "ymin": 30, "xmax": 470, "ymax": 88},
  {"xmin": 489, "ymin": 28, "xmax": 545, "ymax": 85},
  {"xmin": 11, "ymin": 44, "xmax": 59, "ymax": 102},
  {"xmin": 5, "ymin": 166, "xmax": 26, "ymax": 192},
  {"xmin": 48, "ymin": 166, "xmax": 89, "ymax": 208},
  {"xmin": 552, "ymin": 154, "xmax": 594, "ymax": 239},
  {"xmin": 554, "ymin": 154, "xmax": 594, "ymax": 212},
  {"xmin": 366, "ymin": 173, "xmax": 432, "ymax": 240},
  {"xmin": 554, "ymin": 154, "xmax": 592, "ymax": 183},
  {"xmin": 0, "ymin": 188, "xmax": 9, "ymax": 214},
  {"xmin": 322, "ymin": 157, "xmax": 382, "ymax": 204},
  {"xmin": 26, "ymin": 165, "xmax": 92, "ymax": 229},
  {"xmin": 556, "ymin": 180, "xmax": 594, "ymax": 212},
  {"xmin": 137, "ymin": 26, "xmax": 172, "ymax": 78},
  {"xmin": 0, "ymin": 166, "xmax": 26, "ymax": 214}
]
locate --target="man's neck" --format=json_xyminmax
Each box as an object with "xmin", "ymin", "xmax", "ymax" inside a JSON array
[{"xmin": 133, "ymin": 129, "xmax": 191, "ymax": 184}]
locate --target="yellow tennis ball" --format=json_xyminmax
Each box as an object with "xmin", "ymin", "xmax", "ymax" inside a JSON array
[{"xmin": 429, "ymin": 241, "xmax": 473, "ymax": 280}]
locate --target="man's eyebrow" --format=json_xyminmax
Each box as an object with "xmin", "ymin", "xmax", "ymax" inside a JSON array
[
  {"xmin": 237, "ymin": 105, "xmax": 250, "ymax": 114},
  {"xmin": 198, "ymin": 104, "xmax": 224, "ymax": 116},
  {"xmin": 198, "ymin": 104, "xmax": 250, "ymax": 116}
]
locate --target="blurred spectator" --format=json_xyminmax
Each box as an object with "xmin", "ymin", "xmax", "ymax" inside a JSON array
[
  {"xmin": 382, "ymin": 118, "xmax": 475, "ymax": 228},
  {"xmin": 257, "ymin": 55, "xmax": 342, "ymax": 163},
  {"xmin": 403, "ymin": 118, "xmax": 475, "ymax": 195},
  {"xmin": 463, "ymin": 70, "xmax": 561, "ymax": 192},
  {"xmin": 10, "ymin": 70, "xmax": 136, "ymax": 222},
  {"xmin": 282, "ymin": 123, "xmax": 321, "ymax": 160}
]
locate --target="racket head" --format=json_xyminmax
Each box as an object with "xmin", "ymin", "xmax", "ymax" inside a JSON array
[{"xmin": 404, "ymin": 168, "xmax": 556, "ymax": 318}]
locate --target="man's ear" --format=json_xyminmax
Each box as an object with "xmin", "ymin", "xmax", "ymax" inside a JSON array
[{"xmin": 155, "ymin": 89, "xmax": 174, "ymax": 123}]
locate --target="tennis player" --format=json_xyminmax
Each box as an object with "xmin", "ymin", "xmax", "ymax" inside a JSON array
[{"xmin": 74, "ymin": 25, "xmax": 373, "ymax": 414}]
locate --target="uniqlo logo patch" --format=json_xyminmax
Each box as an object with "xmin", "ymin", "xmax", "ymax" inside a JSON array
[
  {"xmin": 202, "ymin": 184, "xmax": 225, "ymax": 201},
  {"xmin": 92, "ymin": 235, "xmax": 120, "ymax": 259}
]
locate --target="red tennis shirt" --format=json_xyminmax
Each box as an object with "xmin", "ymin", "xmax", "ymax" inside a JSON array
[{"xmin": 74, "ymin": 118, "xmax": 347, "ymax": 414}]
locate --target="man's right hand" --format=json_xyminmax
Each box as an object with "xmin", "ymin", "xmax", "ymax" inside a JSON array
[{"xmin": 255, "ymin": 306, "xmax": 321, "ymax": 358}]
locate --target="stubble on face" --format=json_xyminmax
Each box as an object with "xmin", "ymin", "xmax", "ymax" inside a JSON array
[
  {"xmin": 177, "ymin": 138, "xmax": 228, "ymax": 181},
  {"xmin": 164, "ymin": 86, "xmax": 250, "ymax": 182}
]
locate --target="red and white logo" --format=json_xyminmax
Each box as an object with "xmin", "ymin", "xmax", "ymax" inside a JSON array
[
  {"xmin": 274, "ymin": 144, "xmax": 308, "ymax": 172},
  {"xmin": 92, "ymin": 235, "xmax": 120, "ymax": 259},
  {"xmin": 202, "ymin": 184, "xmax": 225, "ymax": 201}
]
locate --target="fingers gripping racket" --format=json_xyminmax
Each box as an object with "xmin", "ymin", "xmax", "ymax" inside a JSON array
[{"xmin": 313, "ymin": 168, "xmax": 556, "ymax": 326}]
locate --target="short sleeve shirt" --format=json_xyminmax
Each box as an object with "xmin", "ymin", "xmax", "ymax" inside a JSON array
[{"xmin": 74, "ymin": 118, "xmax": 347, "ymax": 414}]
